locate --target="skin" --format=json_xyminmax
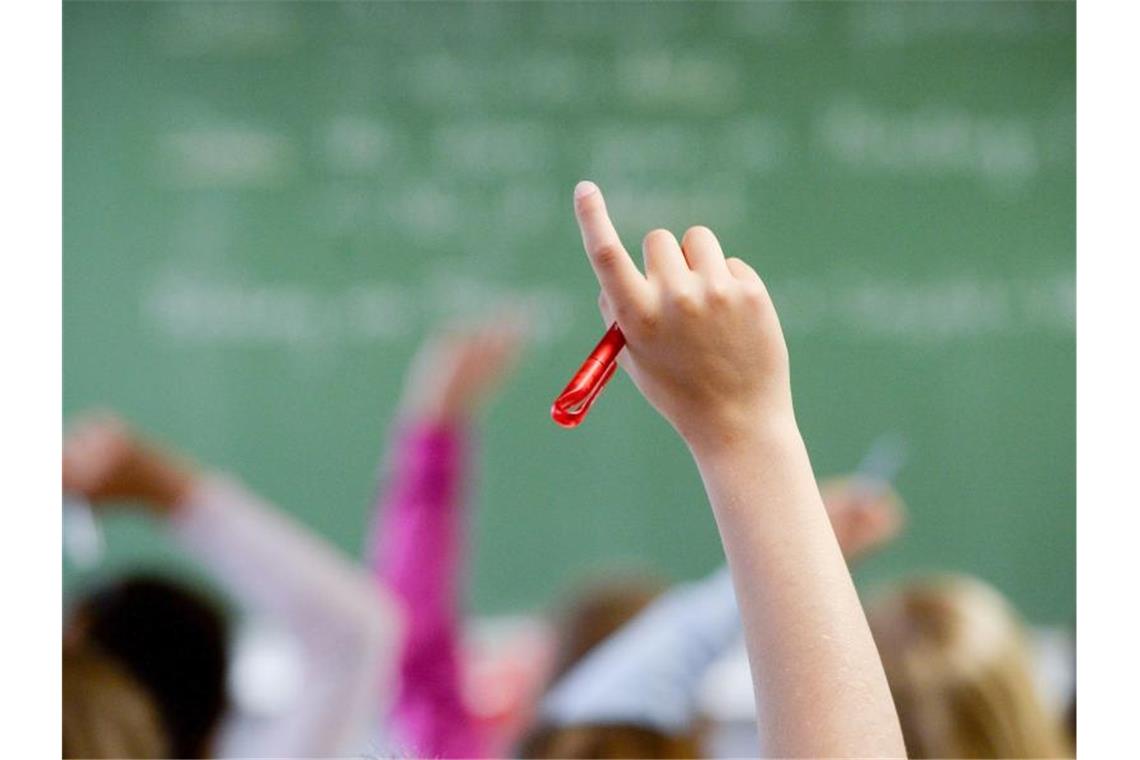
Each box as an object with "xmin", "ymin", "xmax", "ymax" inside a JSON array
[
  {"xmin": 820, "ymin": 476, "xmax": 906, "ymax": 564},
  {"xmin": 572, "ymin": 180, "xmax": 906, "ymax": 758},
  {"xmin": 63, "ymin": 411, "xmax": 196, "ymax": 516},
  {"xmin": 398, "ymin": 315, "xmax": 526, "ymax": 425}
]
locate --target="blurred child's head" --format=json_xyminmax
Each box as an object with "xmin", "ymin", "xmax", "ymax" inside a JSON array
[
  {"xmin": 867, "ymin": 574, "xmax": 1071, "ymax": 759},
  {"xmin": 516, "ymin": 572, "xmax": 687, "ymax": 758},
  {"xmin": 63, "ymin": 646, "xmax": 170, "ymax": 759},
  {"xmin": 67, "ymin": 573, "xmax": 230, "ymax": 759},
  {"xmin": 547, "ymin": 571, "xmax": 666, "ymax": 683}
]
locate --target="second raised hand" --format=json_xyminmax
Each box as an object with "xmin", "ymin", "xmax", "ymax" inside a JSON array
[
  {"xmin": 571, "ymin": 180, "xmax": 794, "ymax": 454},
  {"xmin": 399, "ymin": 316, "xmax": 526, "ymax": 425}
]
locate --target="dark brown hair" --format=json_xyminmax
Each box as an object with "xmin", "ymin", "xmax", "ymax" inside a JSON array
[
  {"xmin": 72, "ymin": 573, "xmax": 230, "ymax": 759},
  {"xmin": 548, "ymin": 572, "xmax": 666, "ymax": 682}
]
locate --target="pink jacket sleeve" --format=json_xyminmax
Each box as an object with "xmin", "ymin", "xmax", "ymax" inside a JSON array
[{"xmin": 368, "ymin": 421, "xmax": 484, "ymax": 758}]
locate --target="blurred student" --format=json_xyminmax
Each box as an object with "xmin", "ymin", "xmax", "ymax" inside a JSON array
[
  {"xmin": 867, "ymin": 574, "xmax": 1072, "ymax": 758},
  {"xmin": 368, "ymin": 317, "xmax": 525, "ymax": 757},
  {"xmin": 63, "ymin": 412, "xmax": 405, "ymax": 758},
  {"xmin": 520, "ymin": 476, "xmax": 905, "ymax": 758},
  {"xmin": 63, "ymin": 644, "xmax": 170, "ymax": 759},
  {"xmin": 561, "ymin": 181, "xmax": 906, "ymax": 756},
  {"xmin": 522, "ymin": 567, "xmax": 733, "ymax": 759},
  {"xmin": 545, "ymin": 571, "xmax": 668, "ymax": 684}
]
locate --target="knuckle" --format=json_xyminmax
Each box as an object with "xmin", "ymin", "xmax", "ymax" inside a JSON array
[
  {"xmin": 632, "ymin": 309, "xmax": 660, "ymax": 333},
  {"xmin": 742, "ymin": 279, "xmax": 770, "ymax": 307},
  {"xmin": 705, "ymin": 280, "xmax": 733, "ymax": 307},
  {"xmin": 591, "ymin": 243, "xmax": 623, "ymax": 270},
  {"xmin": 613, "ymin": 301, "xmax": 656, "ymax": 333},
  {"xmin": 667, "ymin": 286, "xmax": 702, "ymax": 315}
]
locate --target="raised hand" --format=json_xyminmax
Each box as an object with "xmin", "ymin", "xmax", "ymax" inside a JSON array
[
  {"xmin": 399, "ymin": 314, "xmax": 526, "ymax": 424},
  {"xmin": 820, "ymin": 476, "xmax": 906, "ymax": 563},
  {"xmin": 573, "ymin": 181, "xmax": 792, "ymax": 454},
  {"xmin": 62, "ymin": 411, "xmax": 196, "ymax": 514}
]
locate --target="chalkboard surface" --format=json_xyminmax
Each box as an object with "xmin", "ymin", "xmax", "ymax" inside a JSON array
[{"xmin": 64, "ymin": 2, "xmax": 1075, "ymax": 623}]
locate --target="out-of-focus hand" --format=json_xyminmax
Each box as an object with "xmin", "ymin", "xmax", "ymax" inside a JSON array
[
  {"xmin": 820, "ymin": 476, "xmax": 906, "ymax": 563},
  {"xmin": 573, "ymin": 181, "xmax": 792, "ymax": 454},
  {"xmin": 399, "ymin": 315, "xmax": 526, "ymax": 424},
  {"xmin": 62, "ymin": 411, "xmax": 197, "ymax": 515}
]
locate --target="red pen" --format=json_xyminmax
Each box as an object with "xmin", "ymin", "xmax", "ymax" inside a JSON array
[{"xmin": 551, "ymin": 323, "xmax": 626, "ymax": 428}]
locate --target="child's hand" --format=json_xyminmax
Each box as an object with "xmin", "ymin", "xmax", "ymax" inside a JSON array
[
  {"xmin": 62, "ymin": 411, "xmax": 196, "ymax": 514},
  {"xmin": 820, "ymin": 476, "xmax": 906, "ymax": 563},
  {"xmin": 573, "ymin": 181, "xmax": 792, "ymax": 453},
  {"xmin": 399, "ymin": 315, "xmax": 526, "ymax": 424}
]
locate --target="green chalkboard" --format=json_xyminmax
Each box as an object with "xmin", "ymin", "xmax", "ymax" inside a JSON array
[{"xmin": 64, "ymin": 1, "xmax": 1075, "ymax": 623}]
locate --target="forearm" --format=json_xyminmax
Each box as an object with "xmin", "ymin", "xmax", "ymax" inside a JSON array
[{"xmin": 692, "ymin": 421, "xmax": 905, "ymax": 758}]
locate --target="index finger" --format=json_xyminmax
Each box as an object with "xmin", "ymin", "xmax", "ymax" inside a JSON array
[{"xmin": 573, "ymin": 181, "xmax": 649, "ymax": 306}]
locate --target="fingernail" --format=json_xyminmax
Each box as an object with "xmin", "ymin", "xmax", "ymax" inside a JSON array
[{"xmin": 574, "ymin": 180, "xmax": 598, "ymax": 199}]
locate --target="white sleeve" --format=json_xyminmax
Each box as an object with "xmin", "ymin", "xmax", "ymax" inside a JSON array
[
  {"xmin": 539, "ymin": 565, "xmax": 740, "ymax": 733},
  {"xmin": 170, "ymin": 474, "xmax": 405, "ymax": 758}
]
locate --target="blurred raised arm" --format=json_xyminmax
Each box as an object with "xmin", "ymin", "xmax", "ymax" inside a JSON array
[
  {"xmin": 63, "ymin": 412, "xmax": 404, "ymax": 757},
  {"xmin": 367, "ymin": 318, "xmax": 524, "ymax": 757}
]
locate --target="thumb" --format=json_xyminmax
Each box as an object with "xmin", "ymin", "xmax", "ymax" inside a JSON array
[{"xmin": 598, "ymin": 290, "xmax": 615, "ymax": 326}]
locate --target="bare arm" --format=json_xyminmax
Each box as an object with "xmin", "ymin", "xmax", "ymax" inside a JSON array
[
  {"xmin": 696, "ymin": 425, "xmax": 902, "ymax": 757},
  {"xmin": 571, "ymin": 181, "xmax": 905, "ymax": 758}
]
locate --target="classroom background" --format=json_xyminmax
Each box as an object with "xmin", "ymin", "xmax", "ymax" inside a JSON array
[{"xmin": 64, "ymin": 1, "xmax": 1074, "ymax": 632}]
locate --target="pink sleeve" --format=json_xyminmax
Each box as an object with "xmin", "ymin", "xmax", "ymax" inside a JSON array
[{"xmin": 368, "ymin": 421, "xmax": 484, "ymax": 758}]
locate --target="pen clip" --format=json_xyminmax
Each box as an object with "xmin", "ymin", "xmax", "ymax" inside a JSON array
[
  {"xmin": 551, "ymin": 359, "xmax": 619, "ymax": 427},
  {"xmin": 551, "ymin": 323, "xmax": 626, "ymax": 428}
]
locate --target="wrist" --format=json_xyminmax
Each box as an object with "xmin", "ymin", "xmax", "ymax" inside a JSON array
[
  {"xmin": 134, "ymin": 449, "xmax": 199, "ymax": 517},
  {"xmin": 688, "ymin": 414, "xmax": 826, "ymax": 532},
  {"xmin": 683, "ymin": 405, "xmax": 801, "ymax": 465},
  {"xmin": 401, "ymin": 403, "xmax": 471, "ymax": 429}
]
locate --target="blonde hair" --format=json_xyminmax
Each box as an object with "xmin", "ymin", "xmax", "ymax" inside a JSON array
[
  {"xmin": 63, "ymin": 647, "xmax": 170, "ymax": 759},
  {"xmin": 867, "ymin": 575, "xmax": 1071, "ymax": 759}
]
